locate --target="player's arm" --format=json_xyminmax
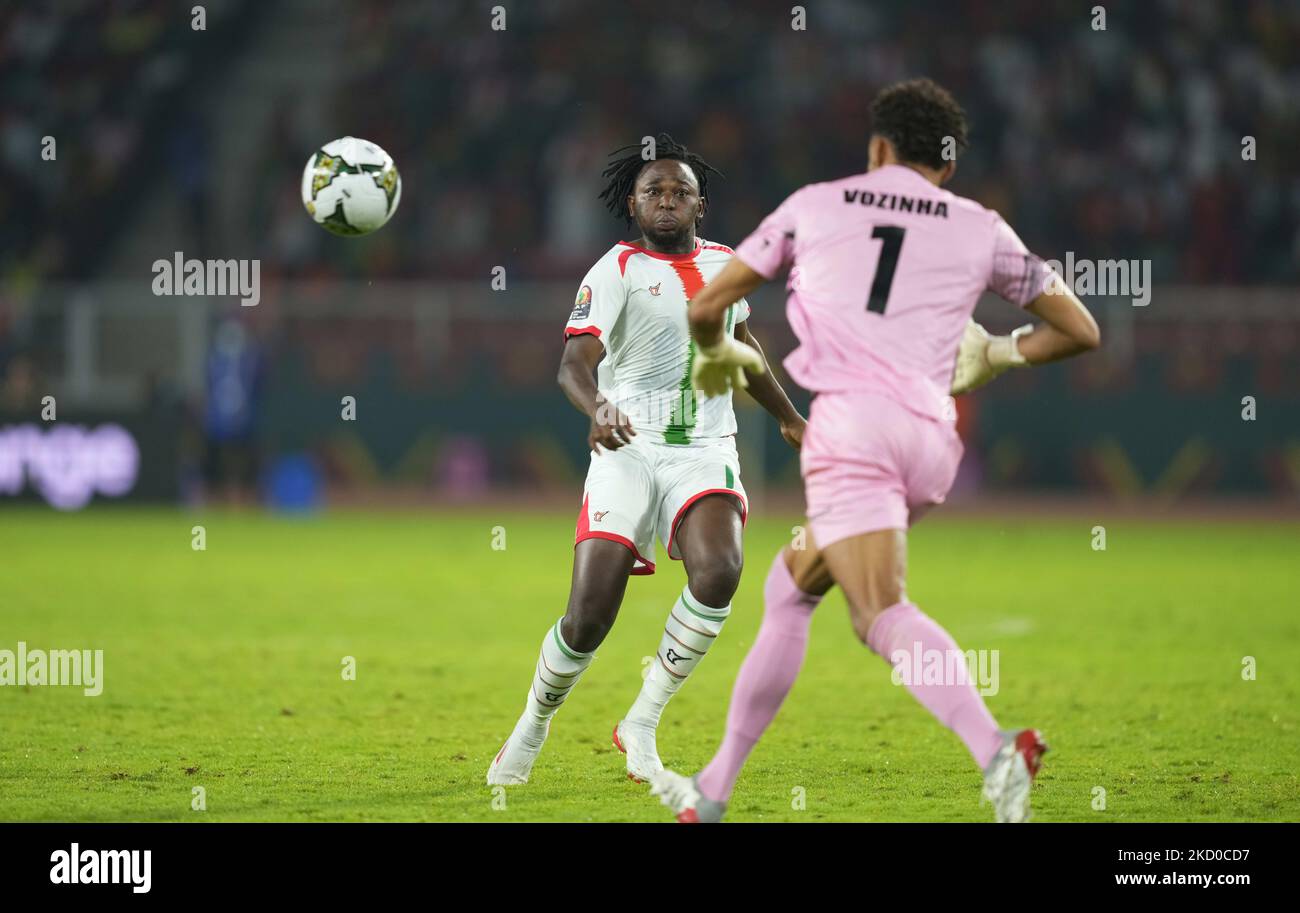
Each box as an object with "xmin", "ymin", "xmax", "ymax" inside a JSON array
[
  {"xmin": 951, "ymin": 278, "xmax": 1101, "ymax": 394},
  {"xmin": 734, "ymin": 320, "xmax": 806, "ymax": 450},
  {"xmin": 952, "ymin": 218, "xmax": 1103, "ymax": 394},
  {"xmin": 557, "ymin": 334, "xmax": 635, "ymax": 453},
  {"xmin": 689, "ymin": 259, "xmax": 766, "ymax": 346},
  {"xmin": 687, "ymin": 259, "xmax": 768, "ymax": 397},
  {"xmin": 1018, "ymin": 278, "xmax": 1101, "ymax": 363}
]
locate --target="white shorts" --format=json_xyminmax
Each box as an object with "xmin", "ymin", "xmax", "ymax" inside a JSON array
[{"xmin": 574, "ymin": 435, "xmax": 748, "ymax": 575}]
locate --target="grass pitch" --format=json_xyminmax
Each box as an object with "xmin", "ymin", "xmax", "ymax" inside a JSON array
[{"xmin": 2, "ymin": 506, "xmax": 1297, "ymax": 822}]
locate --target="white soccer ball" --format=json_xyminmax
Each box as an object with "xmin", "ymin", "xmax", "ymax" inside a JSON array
[{"xmin": 301, "ymin": 137, "xmax": 401, "ymax": 236}]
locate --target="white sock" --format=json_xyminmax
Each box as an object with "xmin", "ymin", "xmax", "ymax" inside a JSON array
[
  {"xmin": 522, "ymin": 618, "xmax": 594, "ymax": 733},
  {"xmin": 625, "ymin": 585, "xmax": 730, "ymax": 730}
]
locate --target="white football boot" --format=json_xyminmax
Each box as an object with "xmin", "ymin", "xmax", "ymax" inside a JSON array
[
  {"xmin": 485, "ymin": 715, "xmax": 550, "ymax": 786},
  {"xmin": 981, "ymin": 728, "xmax": 1048, "ymax": 822},
  {"xmin": 649, "ymin": 770, "xmax": 727, "ymax": 823},
  {"xmin": 612, "ymin": 719, "xmax": 664, "ymax": 783}
]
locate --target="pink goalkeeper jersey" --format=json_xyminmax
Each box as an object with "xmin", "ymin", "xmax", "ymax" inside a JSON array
[{"xmin": 734, "ymin": 164, "xmax": 1054, "ymax": 421}]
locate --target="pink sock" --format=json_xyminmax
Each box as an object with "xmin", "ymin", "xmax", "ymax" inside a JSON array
[
  {"xmin": 697, "ymin": 552, "xmax": 821, "ymax": 803},
  {"xmin": 867, "ymin": 602, "xmax": 1004, "ymax": 769}
]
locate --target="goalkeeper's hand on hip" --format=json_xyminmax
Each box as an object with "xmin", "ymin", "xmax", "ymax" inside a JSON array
[{"xmin": 950, "ymin": 319, "xmax": 1032, "ymax": 395}]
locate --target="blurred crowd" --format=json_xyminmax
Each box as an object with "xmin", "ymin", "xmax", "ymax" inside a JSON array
[
  {"xmin": 0, "ymin": 0, "xmax": 254, "ymax": 403},
  {"xmin": 2, "ymin": 0, "xmax": 1299, "ymax": 450},
  {"xmin": 3, "ymin": 0, "xmax": 1298, "ymax": 297},
  {"xmin": 0, "ymin": 1, "xmax": 255, "ymax": 285},
  {"xmin": 266, "ymin": 0, "xmax": 1300, "ymax": 284}
]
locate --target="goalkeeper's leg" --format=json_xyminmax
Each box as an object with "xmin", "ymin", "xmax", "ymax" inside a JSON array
[
  {"xmin": 819, "ymin": 528, "xmax": 1005, "ymax": 770},
  {"xmin": 804, "ymin": 391, "xmax": 1007, "ymax": 770},
  {"xmin": 690, "ymin": 544, "xmax": 829, "ymax": 808}
]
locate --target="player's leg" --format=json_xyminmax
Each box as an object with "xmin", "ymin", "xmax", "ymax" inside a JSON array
[
  {"xmin": 559, "ymin": 538, "xmax": 637, "ymax": 650},
  {"xmin": 651, "ymin": 455, "xmax": 840, "ymax": 819},
  {"xmin": 843, "ymin": 523, "xmax": 1046, "ymax": 820},
  {"xmin": 487, "ymin": 541, "xmax": 635, "ymax": 786},
  {"xmin": 802, "ymin": 392, "xmax": 1005, "ymax": 769},
  {"xmin": 806, "ymin": 400, "xmax": 1005, "ymax": 765},
  {"xmin": 673, "ymin": 537, "xmax": 831, "ymax": 817},
  {"xmin": 651, "ymin": 537, "xmax": 833, "ymax": 821},
  {"xmin": 617, "ymin": 447, "xmax": 745, "ymax": 781},
  {"xmin": 488, "ymin": 447, "xmax": 656, "ymax": 786},
  {"xmin": 675, "ymin": 493, "xmax": 745, "ymax": 606},
  {"xmin": 822, "ymin": 526, "xmax": 1005, "ymax": 771},
  {"xmin": 817, "ymin": 529, "xmax": 1044, "ymax": 821},
  {"xmin": 811, "ymin": 400, "xmax": 1044, "ymax": 820},
  {"xmin": 663, "ymin": 391, "xmax": 980, "ymax": 819}
]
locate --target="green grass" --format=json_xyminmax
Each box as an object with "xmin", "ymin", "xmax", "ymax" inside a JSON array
[{"xmin": 1, "ymin": 506, "xmax": 1297, "ymax": 822}]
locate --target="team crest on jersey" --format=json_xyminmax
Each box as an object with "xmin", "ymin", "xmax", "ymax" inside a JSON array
[
  {"xmin": 571, "ymin": 285, "xmax": 592, "ymax": 320},
  {"xmin": 648, "ymin": 282, "xmax": 661, "ymax": 296}
]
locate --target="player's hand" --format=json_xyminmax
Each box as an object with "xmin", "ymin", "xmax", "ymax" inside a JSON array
[
  {"xmin": 779, "ymin": 415, "xmax": 807, "ymax": 450},
  {"xmin": 950, "ymin": 320, "xmax": 1031, "ymax": 395},
  {"xmin": 692, "ymin": 335, "xmax": 765, "ymax": 398},
  {"xmin": 588, "ymin": 399, "xmax": 635, "ymax": 453}
]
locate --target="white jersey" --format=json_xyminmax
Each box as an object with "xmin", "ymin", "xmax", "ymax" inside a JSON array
[{"xmin": 564, "ymin": 238, "xmax": 751, "ymax": 445}]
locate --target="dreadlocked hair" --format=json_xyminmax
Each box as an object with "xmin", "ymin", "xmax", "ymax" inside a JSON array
[{"xmin": 598, "ymin": 132, "xmax": 723, "ymax": 227}]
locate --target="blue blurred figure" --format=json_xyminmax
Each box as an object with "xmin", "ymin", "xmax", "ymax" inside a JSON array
[{"xmin": 203, "ymin": 320, "xmax": 264, "ymax": 504}]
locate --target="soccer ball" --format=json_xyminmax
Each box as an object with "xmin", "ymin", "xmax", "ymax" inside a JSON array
[{"xmin": 301, "ymin": 137, "xmax": 401, "ymax": 236}]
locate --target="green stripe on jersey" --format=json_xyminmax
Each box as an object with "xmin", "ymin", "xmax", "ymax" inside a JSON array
[
  {"xmin": 663, "ymin": 304, "xmax": 738, "ymax": 446},
  {"xmin": 663, "ymin": 340, "xmax": 697, "ymax": 445}
]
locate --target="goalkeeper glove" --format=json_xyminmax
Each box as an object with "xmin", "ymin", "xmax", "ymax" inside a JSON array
[
  {"xmin": 691, "ymin": 335, "xmax": 765, "ymax": 398},
  {"xmin": 950, "ymin": 320, "xmax": 1032, "ymax": 395}
]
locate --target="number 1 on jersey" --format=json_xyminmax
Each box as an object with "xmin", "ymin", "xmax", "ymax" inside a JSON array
[{"xmin": 866, "ymin": 225, "xmax": 905, "ymax": 314}]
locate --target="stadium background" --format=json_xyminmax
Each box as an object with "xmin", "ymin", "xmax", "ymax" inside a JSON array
[
  {"xmin": 2, "ymin": 1, "xmax": 1299, "ymax": 824},
  {"xmin": 3, "ymin": 0, "xmax": 1298, "ymax": 510}
]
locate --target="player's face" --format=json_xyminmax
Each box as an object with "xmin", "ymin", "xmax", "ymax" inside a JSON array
[{"xmin": 627, "ymin": 159, "xmax": 703, "ymax": 249}]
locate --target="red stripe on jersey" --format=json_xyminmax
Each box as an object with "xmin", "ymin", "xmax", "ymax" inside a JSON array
[
  {"xmin": 669, "ymin": 259, "xmax": 707, "ymax": 301},
  {"xmin": 616, "ymin": 239, "xmax": 703, "ymax": 262},
  {"xmin": 564, "ymin": 326, "xmax": 602, "ymax": 339},
  {"xmin": 702, "ymin": 243, "xmax": 734, "ymax": 254},
  {"xmin": 618, "ymin": 248, "xmax": 638, "ymax": 276}
]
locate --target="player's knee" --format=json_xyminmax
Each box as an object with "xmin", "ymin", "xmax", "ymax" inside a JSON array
[
  {"xmin": 847, "ymin": 593, "xmax": 901, "ymax": 647},
  {"xmin": 687, "ymin": 551, "xmax": 743, "ymax": 608},
  {"xmin": 787, "ymin": 549, "xmax": 834, "ymax": 596},
  {"xmin": 848, "ymin": 609, "xmax": 876, "ymax": 646},
  {"xmin": 560, "ymin": 608, "xmax": 613, "ymax": 654}
]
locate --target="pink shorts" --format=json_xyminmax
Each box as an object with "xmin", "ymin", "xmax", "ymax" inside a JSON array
[{"xmin": 801, "ymin": 391, "xmax": 963, "ymax": 548}]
